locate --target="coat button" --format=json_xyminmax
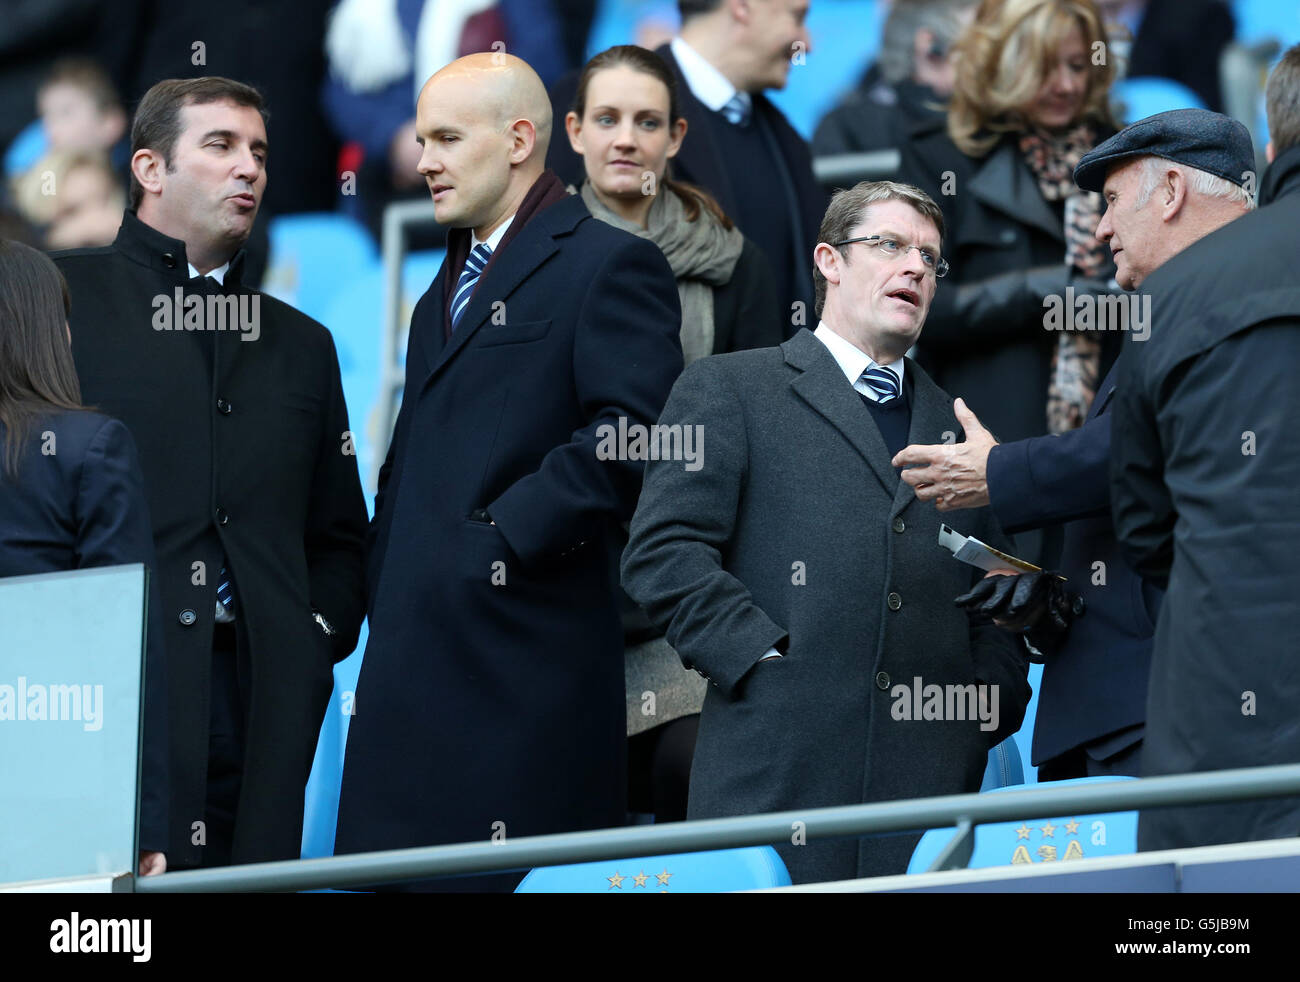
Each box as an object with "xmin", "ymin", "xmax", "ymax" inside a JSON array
[
  {"xmin": 162, "ymin": 252, "xmax": 177, "ymax": 268},
  {"xmin": 1072, "ymin": 595, "xmax": 1086, "ymax": 616},
  {"xmin": 1000, "ymin": 229, "xmax": 1016, "ymax": 244},
  {"xmin": 887, "ymin": 592, "xmax": 902, "ymax": 611},
  {"xmin": 216, "ymin": 398, "xmax": 232, "ymax": 415},
  {"xmin": 875, "ymin": 671, "xmax": 890, "ymax": 690},
  {"xmin": 892, "ymin": 518, "xmax": 905, "ymax": 533},
  {"xmin": 215, "ymin": 507, "xmax": 229, "ymax": 526},
  {"xmin": 178, "ymin": 608, "xmax": 197, "ymax": 626}
]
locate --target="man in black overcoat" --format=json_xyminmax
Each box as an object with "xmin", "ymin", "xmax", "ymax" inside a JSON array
[
  {"xmin": 55, "ymin": 77, "xmax": 368, "ymax": 868},
  {"xmin": 332, "ymin": 54, "xmax": 682, "ymax": 888},
  {"xmin": 1109, "ymin": 84, "xmax": 1300, "ymax": 849}
]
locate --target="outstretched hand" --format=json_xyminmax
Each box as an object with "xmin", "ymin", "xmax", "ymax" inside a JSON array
[{"xmin": 892, "ymin": 398, "xmax": 997, "ymax": 511}]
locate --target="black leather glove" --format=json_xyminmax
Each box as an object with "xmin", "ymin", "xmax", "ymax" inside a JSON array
[
  {"xmin": 954, "ymin": 571, "xmax": 1076, "ymax": 661},
  {"xmin": 945, "ymin": 265, "xmax": 1114, "ymax": 350}
]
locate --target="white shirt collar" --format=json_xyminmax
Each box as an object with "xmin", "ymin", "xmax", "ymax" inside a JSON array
[
  {"xmin": 188, "ymin": 260, "xmax": 230, "ymax": 284},
  {"xmin": 471, "ymin": 213, "xmax": 515, "ymax": 253},
  {"xmin": 813, "ymin": 322, "xmax": 905, "ymax": 399},
  {"xmin": 670, "ymin": 36, "xmax": 748, "ymax": 114}
]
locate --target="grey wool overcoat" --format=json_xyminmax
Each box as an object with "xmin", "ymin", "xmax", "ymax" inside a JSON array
[{"xmin": 622, "ymin": 328, "xmax": 1031, "ymax": 884}]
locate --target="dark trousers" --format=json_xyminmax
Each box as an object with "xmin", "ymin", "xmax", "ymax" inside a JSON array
[
  {"xmin": 1038, "ymin": 731, "xmax": 1144, "ymax": 782},
  {"xmin": 628, "ymin": 714, "xmax": 699, "ymax": 823},
  {"xmin": 197, "ymin": 620, "xmax": 249, "ymax": 868}
]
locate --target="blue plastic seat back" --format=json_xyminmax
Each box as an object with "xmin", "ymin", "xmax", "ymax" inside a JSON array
[
  {"xmin": 264, "ymin": 213, "xmax": 379, "ymax": 323},
  {"xmin": 1113, "ymin": 76, "xmax": 1208, "ymax": 123},
  {"xmin": 982, "ymin": 737, "xmax": 1025, "ymax": 792},
  {"xmin": 4, "ymin": 120, "xmax": 47, "ymax": 178},
  {"xmin": 515, "ymin": 845, "xmax": 792, "ymax": 892},
  {"xmin": 907, "ymin": 776, "xmax": 1140, "ymax": 874}
]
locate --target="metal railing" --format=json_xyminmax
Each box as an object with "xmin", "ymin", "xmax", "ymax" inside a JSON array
[{"xmin": 134, "ymin": 762, "xmax": 1300, "ymax": 892}]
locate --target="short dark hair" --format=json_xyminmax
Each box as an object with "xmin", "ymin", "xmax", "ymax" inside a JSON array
[
  {"xmin": 0, "ymin": 240, "xmax": 83, "ymax": 479},
  {"xmin": 678, "ymin": 0, "xmax": 724, "ymax": 22},
  {"xmin": 129, "ymin": 77, "xmax": 267, "ymax": 209},
  {"xmin": 1266, "ymin": 43, "xmax": 1300, "ymax": 158},
  {"xmin": 814, "ymin": 181, "xmax": 946, "ymax": 318}
]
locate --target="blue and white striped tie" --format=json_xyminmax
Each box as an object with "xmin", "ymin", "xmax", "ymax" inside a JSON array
[
  {"xmin": 215, "ymin": 566, "xmax": 235, "ymax": 622},
  {"xmin": 860, "ymin": 366, "xmax": 900, "ymax": 404},
  {"xmin": 450, "ymin": 243, "xmax": 492, "ymax": 331},
  {"xmin": 721, "ymin": 93, "xmax": 751, "ymax": 127}
]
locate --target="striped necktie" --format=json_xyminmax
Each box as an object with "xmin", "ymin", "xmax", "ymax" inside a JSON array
[
  {"xmin": 215, "ymin": 566, "xmax": 235, "ymax": 622},
  {"xmin": 721, "ymin": 93, "xmax": 752, "ymax": 127},
  {"xmin": 860, "ymin": 365, "xmax": 900, "ymax": 404},
  {"xmin": 450, "ymin": 243, "xmax": 492, "ymax": 331}
]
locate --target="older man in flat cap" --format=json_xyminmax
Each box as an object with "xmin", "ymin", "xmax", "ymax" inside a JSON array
[
  {"xmin": 891, "ymin": 107, "xmax": 1255, "ymax": 788},
  {"xmin": 1110, "ymin": 55, "xmax": 1300, "ymax": 852}
]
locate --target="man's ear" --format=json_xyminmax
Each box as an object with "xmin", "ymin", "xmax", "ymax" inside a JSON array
[
  {"xmin": 564, "ymin": 110, "xmax": 584, "ymax": 156},
  {"xmin": 1161, "ymin": 166, "xmax": 1188, "ymax": 222},
  {"xmin": 729, "ymin": 0, "xmax": 753, "ymax": 27},
  {"xmin": 507, "ymin": 117, "xmax": 538, "ymax": 164},
  {"xmin": 1267, "ymin": 139, "xmax": 1276, "ymax": 164},
  {"xmin": 130, "ymin": 147, "xmax": 166, "ymax": 201},
  {"xmin": 813, "ymin": 242, "xmax": 842, "ymax": 287}
]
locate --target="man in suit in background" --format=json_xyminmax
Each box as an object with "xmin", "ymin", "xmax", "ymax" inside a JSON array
[
  {"xmin": 891, "ymin": 109, "xmax": 1256, "ymax": 784},
  {"xmin": 333, "ymin": 54, "xmax": 682, "ymax": 889},
  {"xmin": 549, "ymin": 0, "xmax": 826, "ymax": 333},
  {"xmin": 55, "ymin": 76, "xmax": 369, "ymax": 869},
  {"xmin": 623, "ymin": 181, "xmax": 1029, "ymax": 884}
]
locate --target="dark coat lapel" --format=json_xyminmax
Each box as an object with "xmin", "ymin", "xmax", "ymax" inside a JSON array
[
  {"xmin": 420, "ymin": 197, "xmax": 578, "ymax": 387},
  {"xmin": 784, "ymin": 330, "xmax": 898, "ymax": 496},
  {"xmin": 967, "ymin": 139, "xmax": 1063, "ymax": 244},
  {"xmin": 891, "ymin": 361, "xmax": 950, "ymax": 518}
]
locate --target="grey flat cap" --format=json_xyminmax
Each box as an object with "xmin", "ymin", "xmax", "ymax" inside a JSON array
[{"xmin": 1073, "ymin": 108, "xmax": 1255, "ymax": 192}]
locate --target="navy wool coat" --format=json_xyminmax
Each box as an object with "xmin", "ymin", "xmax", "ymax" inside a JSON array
[{"xmin": 334, "ymin": 191, "xmax": 683, "ymax": 860}]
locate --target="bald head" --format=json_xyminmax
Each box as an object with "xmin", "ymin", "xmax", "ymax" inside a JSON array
[
  {"xmin": 421, "ymin": 53, "xmax": 553, "ymax": 155},
  {"xmin": 414, "ymin": 54, "xmax": 554, "ymax": 236}
]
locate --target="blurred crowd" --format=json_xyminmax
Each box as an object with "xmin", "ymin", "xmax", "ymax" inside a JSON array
[{"xmin": 1, "ymin": 0, "xmax": 1241, "ymax": 257}]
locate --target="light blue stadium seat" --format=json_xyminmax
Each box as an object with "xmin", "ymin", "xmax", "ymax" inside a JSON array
[
  {"xmin": 3, "ymin": 120, "xmax": 47, "ymax": 178},
  {"xmin": 767, "ymin": 0, "xmax": 884, "ymax": 140},
  {"xmin": 982, "ymin": 736, "xmax": 1025, "ymax": 791},
  {"xmin": 515, "ymin": 845, "xmax": 792, "ymax": 892},
  {"xmin": 1112, "ymin": 76, "xmax": 1208, "ymax": 123},
  {"xmin": 263, "ymin": 212, "xmax": 379, "ymax": 323},
  {"xmin": 1233, "ymin": 0, "xmax": 1300, "ymax": 49},
  {"xmin": 906, "ymin": 775, "xmax": 1139, "ymax": 873}
]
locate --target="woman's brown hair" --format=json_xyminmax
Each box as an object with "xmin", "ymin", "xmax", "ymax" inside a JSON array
[
  {"xmin": 947, "ymin": 0, "xmax": 1117, "ymax": 157},
  {"xmin": 0, "ymin": 239, "xmax": 84, "ymax": 479},
  {"xmin": 571, "ymin": 44, "xmax": 735, "ymax": 230}
]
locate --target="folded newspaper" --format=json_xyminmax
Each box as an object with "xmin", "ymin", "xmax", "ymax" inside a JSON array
[{"xmin": 938, "ymin": 524, "xmax": 1044, "ymax": 574}]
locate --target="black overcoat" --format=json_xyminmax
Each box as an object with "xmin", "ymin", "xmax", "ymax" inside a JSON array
[
  {"xmin": 55, "ymin": 212, "xmax": 368, "ymax": 866},
  {"xmin": 333, "ymin": 192, "xmax": 683, "ymax": 859},
  {"xmin": 1111, "ymin": 148, "xmax": 1300, "ymax": 852}
]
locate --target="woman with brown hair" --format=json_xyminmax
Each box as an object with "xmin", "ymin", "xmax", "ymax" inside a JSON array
[
  {"xmin": 898, "ymin": 0, "xmax": 1120, "ymax": 462},
  {"xmin": 565, "ymin": 45, "xmax": 784, "ymax": 824},
  {"xmin": 0, "ymin": 238, "xmax": 168, "ymax": 877},
  {"xmin": 565, "ymin": 44, "xmax": 784, "ymax": 364}
]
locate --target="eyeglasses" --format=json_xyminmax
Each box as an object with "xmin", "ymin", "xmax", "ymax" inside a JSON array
[{"xmin": 832, "ymin": 234, "xmax": 950, "ymax": 278}]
